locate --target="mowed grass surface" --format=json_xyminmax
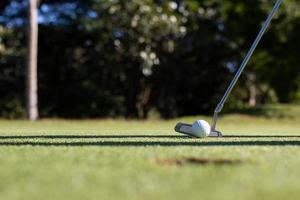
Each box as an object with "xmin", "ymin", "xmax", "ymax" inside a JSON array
[{"xmin": 1, "ymin": 105, "xmax": 300, "ymax": 200}]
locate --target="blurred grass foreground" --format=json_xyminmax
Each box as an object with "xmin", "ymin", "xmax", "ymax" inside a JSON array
[{"xmin": 0, "ymin": 104, "xmax": 300, "ymax": 200}]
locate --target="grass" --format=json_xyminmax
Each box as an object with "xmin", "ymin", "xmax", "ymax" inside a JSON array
[{"xmin": 0, "ymin": 104, "xmax": 300, "ymax": 200}]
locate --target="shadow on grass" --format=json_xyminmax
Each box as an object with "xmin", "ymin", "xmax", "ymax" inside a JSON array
[
  {"xmin": 224, "ymin": 135, "xmax": 300, "ymax": 138},
  {"xmin": 0, "ymin": 134, "xmax": 300, "ymax": 147},
  {"xmin": 0, "ymin": 135, "xmax": 186, "ymax": 139},
  {"xmin": 1, "ymin": 135, "xmax": 300, "ymax": 140}
]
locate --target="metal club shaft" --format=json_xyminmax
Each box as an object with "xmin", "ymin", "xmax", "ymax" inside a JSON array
[{"xmin": 211, "ymin": 0, "xmax": 282, "ymax": 132}]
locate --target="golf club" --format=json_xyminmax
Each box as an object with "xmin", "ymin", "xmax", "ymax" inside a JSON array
[{"xmin": 175, "ymin": 0, "xmax": 282, "ymax": 137}]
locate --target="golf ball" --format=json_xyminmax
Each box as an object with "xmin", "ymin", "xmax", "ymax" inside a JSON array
[{"xmin": 192, "ymin": 120, "xmax": 211, "ymax": 138}]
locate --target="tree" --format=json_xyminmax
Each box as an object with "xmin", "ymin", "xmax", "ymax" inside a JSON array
[
  {"xmin": 0, "ymin": 0, "xmax": 10, "ymax": 11},
  {"xmin": 0, "ymin": 0, "xmax": 299, "ymax": 119},
  {"xmin": 26, "ymin": 0, "xmax": 39, "ymax": 120}
]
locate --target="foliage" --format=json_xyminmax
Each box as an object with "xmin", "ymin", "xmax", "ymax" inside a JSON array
[
  {"xmin": 0, "ymin": 26, "xmax": 26, "ymax": 118},
  {"xmin": 0, "ymin": 0, "xmax": 300, "ymax": 118}
]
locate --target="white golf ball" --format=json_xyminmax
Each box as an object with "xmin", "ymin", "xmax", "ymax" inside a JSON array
[{"xmin": 191, "ymin": 120, "xmax": 211, "ymax": 138}]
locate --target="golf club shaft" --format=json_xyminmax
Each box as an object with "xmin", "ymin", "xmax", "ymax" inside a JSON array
[{"xmin": 211, "ymin": 0, "xmax": 282, "ymax": 131}]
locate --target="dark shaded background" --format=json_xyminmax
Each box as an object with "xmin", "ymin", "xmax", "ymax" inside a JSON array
[{"xmin": 0, "ymin": 0, "xmax": 299, "ymax": 119}]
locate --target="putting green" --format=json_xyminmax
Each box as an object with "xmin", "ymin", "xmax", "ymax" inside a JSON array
[{"xmin": 0, "ymin": 105, "xmax": 300, "ymax": 200}]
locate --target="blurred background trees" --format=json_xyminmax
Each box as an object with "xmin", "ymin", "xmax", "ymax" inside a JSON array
[{"xmin": 0, "ymin": 0, "xmax": 299, "ymax": 119}]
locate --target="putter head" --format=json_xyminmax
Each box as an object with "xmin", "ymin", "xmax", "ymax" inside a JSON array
[
  {"xmin": 174, "ymin": 122, "xmax": 195, "ymax": 137},
  {"xmin": 209, "ymin": 129, "xmax": 223, "ymax": 137},
  {"xmin": 174, "ymin": 122, "xmax": 223, "ymax": 138}
]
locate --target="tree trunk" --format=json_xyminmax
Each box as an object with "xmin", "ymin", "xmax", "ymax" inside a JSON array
[
  {"xmin": 248, "ymin": 73, "xmax": 257, "ymax": 107},
  {"xmin": 26, "ymin": 0, "xmax": 39, "ymax": 120}
]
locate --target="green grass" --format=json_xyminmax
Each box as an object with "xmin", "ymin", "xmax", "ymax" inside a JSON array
[{"xmin": 0, "ymin": 104, "xmax": 300, "ymax": 200}]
